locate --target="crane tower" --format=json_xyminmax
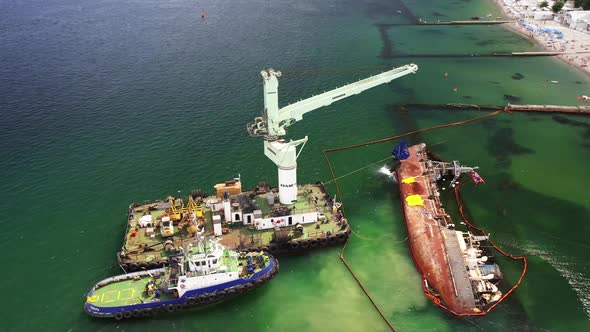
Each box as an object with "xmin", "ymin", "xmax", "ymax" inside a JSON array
[{"xmin": 247, "ymin": 64, "xmax": 418, "ymax": 205}]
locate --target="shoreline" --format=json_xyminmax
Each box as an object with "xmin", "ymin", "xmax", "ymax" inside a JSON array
[{"xmin": 492, "ymin": 0, "xmax": 590, "ymax": 79}]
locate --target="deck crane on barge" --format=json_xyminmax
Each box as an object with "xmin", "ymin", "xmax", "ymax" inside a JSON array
[
  {"xmin": 247, "ymin": 64, "xmax": 418, "ymax": 204},
  {"xmin": 114, "ymin": 65, "xmax": 419, "ymax": 273}
]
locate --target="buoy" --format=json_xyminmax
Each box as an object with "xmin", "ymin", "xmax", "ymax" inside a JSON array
[
  {"xmin": 444, "ymin": 72, "xmax": 448, "ymax": 77},
  {"xmin": 453, "ymin": 87, "xmax": 458, "ymax": 92}
]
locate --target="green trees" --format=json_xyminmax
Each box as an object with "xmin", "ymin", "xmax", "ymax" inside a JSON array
[
  {"xmin": 540, "ymin": 1, "xmax": 549, "ymax": 8},
  {"xmin": 552, "ymin": 1, "xmax": 565, "ymax": 13},
  {"xmin": 574, "ymin": 0, "xmax": 590, "ymax": 10}
]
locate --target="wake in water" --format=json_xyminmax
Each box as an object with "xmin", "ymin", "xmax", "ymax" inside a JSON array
[{"xmin": 504, "ymin": 239, "xmax": 590, "ymax": 318}]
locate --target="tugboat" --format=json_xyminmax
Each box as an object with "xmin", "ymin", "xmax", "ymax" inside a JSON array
[
  {"xmin": 389, "ymin": 142, "xmax": 504, "ymax": 315},
  {"xmin": 117, "ymin": 64, "xmax": 419, "ymax": 272},
  {"xmin": 86, "ymin": 238, "xmax": 278, "ymax": 320}
]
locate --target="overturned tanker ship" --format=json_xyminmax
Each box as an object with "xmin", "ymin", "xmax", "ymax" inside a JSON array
[{"xmin": 392, "ymin": 143, "xmax": 503, "ymax": 315}]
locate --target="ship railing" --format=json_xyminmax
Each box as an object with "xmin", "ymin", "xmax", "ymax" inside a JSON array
[
  {"xmin": 270, "ymin": 206, "xmax": 322, "ymax": 217},
  {"xmin": 308, "ymin": 230, "xmax": 325, "ymax": 238},
  {"xmin": 222, "ymin": 240, "xmax": 262, "ymax": 252},
  {"xmin": 464, "ymin": 236, "xmax": 497, "ymax": 260},
  {"xmin": 307, "ymin": 227, "xmax": 337, "ymax": 238},
  {"xmin": 94, "ymin": 268, "xmax": 166, "ymax": 290},
  {"xmin": 125, "ymin": 250, "xmax": 163, "ymax": 262},
  {"xmin": 477, "ymin": 245, "xmax": 497, "ymax": 260}
]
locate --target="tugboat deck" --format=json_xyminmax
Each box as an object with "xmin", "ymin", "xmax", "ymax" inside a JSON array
[{"xmin": 88, "ymin": 275, "xmax": 174, "ymax": 307}]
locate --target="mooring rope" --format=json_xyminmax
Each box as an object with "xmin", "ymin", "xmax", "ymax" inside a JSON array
[
  {"xmin": 324, "ymin": 148, "xmax": 397, "ymax": 332},
  {"xmin": 322, "ymin": 109, "xmax": 506, "ymax": 331},
  {"xmin": 348, "ymin": 228, "xmax": 372, "ymax": 241},
  {"xmin": 324, "ymin": 109, "xmax": 503, "ymax": 153},
  {"xmin": 394, "ymin": 236, "xmax": 408, "ymax": 244}
]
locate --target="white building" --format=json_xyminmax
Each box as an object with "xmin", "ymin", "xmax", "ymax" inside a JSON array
[
  {"xmin": 500, "ymin": 0, "xmax": 590, "ymax": 34},
  {"xmin": 558, "ymin": 10, "xmax": 590, "ymax": 32},
  {"xmin": 534, "ymin": 8, "xmax": 555, "ymax": 20},
  {"xmin": 501, "ymin": 0, "xmax": 556, "ymax": 20}
]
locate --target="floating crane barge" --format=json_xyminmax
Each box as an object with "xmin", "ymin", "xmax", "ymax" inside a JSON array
[
  {"xmin": 395, "ymin": 143, "xmax": 503, "ymax": 314},
  {"xmin": 117, "ymin": 64, "xmax": 419, "ymax": 272}
]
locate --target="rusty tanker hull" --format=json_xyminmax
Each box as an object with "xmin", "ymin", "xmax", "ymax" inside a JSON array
[{"xmin": 395, "ymin": 143, "xmax": 502, "ymax": 315}]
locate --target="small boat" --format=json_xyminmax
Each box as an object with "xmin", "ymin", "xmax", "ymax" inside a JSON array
[
  {"xmin": 85, "ymin": 238, "xmax": 278, "ymax": 320},
  {"xmin": 550, "ymin": 80, "xmax": 559, "ymax": 84},
  {"xmin": 471, "ymin": 16, "xmax": 480, "ymax": 20}
]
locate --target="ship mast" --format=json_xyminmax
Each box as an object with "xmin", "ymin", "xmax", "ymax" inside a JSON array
[{"xmin": 247, "ymin": 64, "xmax": 419, "ymax": 205}]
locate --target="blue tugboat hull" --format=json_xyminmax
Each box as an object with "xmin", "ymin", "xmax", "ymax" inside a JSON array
[{"xmin": 85, "ymin": 256, "xmax": 278, "ymax": 319}]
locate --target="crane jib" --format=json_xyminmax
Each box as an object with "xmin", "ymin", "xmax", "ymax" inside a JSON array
[{"xmin": 252, "ymin": 64, "xmax": 418, "ymax": 205}]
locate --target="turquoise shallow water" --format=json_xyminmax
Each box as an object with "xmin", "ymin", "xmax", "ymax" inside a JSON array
[{"xmin": 2, "ymin": 0, "xmax": 590, "ymax": 331}]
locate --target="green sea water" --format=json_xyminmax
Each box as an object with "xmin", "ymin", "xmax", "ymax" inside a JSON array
[{"xmin": 2, "ymin": 0, "xmax": 590, "ymax": 331}]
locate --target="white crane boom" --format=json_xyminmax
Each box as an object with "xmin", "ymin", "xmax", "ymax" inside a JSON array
[
  {"xmin": 247, "ymin": 64, "xmax": 419, "ymax": 205},
  {"xmin": 247, "ymin": 64, "xmax": 418, "ymax": 138},
  {"xmin": 275, "ymin": 64, "xmax": 418, "ymax": 132}
]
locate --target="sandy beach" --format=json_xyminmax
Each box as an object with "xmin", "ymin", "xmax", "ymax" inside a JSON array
[{"xmin": 494, "ymin": 0, "xmax": 590, "ymax": 78}]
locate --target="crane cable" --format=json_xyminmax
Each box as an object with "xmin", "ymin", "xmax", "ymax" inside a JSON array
[{"xmin": 322, "ymin": 140, "xmax": 448, "ymax": 185}]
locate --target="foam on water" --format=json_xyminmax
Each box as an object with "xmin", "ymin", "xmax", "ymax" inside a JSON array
[
  {"xmin": 506, "ymin": 239, "xmax": 590, "ymax": 318},
  {"xmin": 378, "ymin": 165, "xmax": 393, "ymax": 177}
]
